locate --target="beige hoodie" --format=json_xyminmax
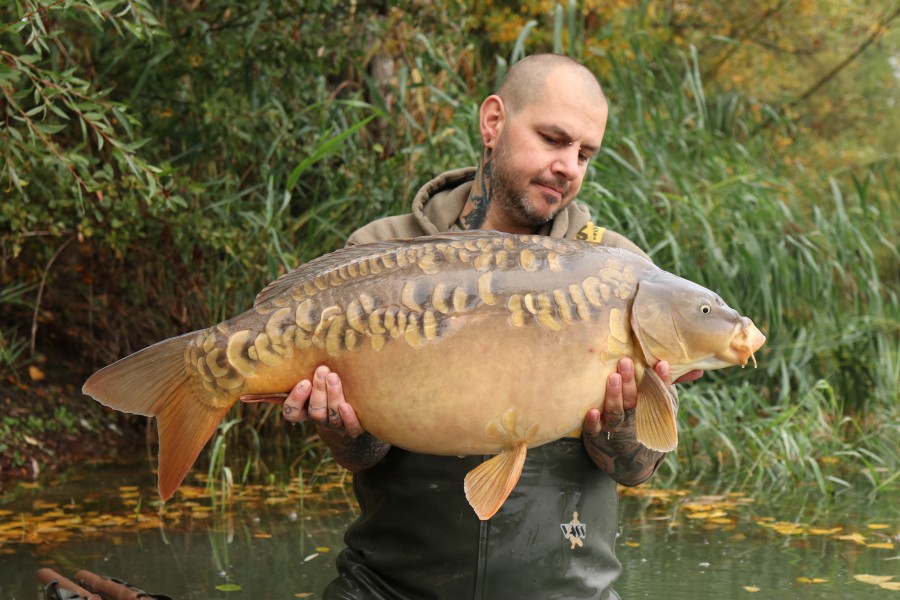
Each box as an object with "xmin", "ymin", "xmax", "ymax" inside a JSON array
[{"xmin": 348, "ymin": 167, "xmax": 650, "ymax": 261}]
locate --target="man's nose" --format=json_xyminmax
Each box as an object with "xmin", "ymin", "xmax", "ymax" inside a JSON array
[{"xmin": 550, "ymin": 147, "xmax": 581, "ymax": 180}]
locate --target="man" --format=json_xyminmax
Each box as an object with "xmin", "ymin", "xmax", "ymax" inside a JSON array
[{"xmin": 283, "ymin": 54, "xmax": 702, "ymax": 599}]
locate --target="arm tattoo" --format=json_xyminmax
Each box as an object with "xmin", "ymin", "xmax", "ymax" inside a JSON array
[
  {"xmin": 462, "ymin": 149, "xmax": 494, "ymax": 230},
  {"xmin": 583, "ymin": 410, "xmax": 667, "ymax": 486},
  {"xmin": 318, "ymin": 428, "xmax": 390, "ymax": 472}
]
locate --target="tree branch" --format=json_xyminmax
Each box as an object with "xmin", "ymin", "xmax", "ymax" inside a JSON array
[{"xmin": 790, "ymin": 5, "xmax": 900, "ymax": 106}]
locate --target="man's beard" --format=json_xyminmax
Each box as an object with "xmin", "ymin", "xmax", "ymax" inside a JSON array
[{"xmin": 490, "ymin": 141, "xmax": 569, "ymax": 228}]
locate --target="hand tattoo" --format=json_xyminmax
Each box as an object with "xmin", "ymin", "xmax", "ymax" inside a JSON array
[
  {"xmin": 318, "ymin": 428, "xmax": 390, "ymax": 472},
  {"xmin": 583, "ymin": 409, "xmax": 667, "ymax": 486}
]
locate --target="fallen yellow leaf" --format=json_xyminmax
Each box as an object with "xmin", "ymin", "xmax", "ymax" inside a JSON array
[
  {"xmin": 742, "ymin": 586, "xmax": 760, "ymax": 592},
  {"xmin": 796, "ymin": 577, "xmax": 829, "ymax": 584},
  {"xmin": 865, "ymin": 542, "xmax": 895, "ymax": 550},
  {"xmin": 866, "ymin": 523, "xmax": 890, "ymax": 530},
  {"xmin": 253, "ymin": 533, "xmax": 272, "ymax": 539},
  {"xmin": 624, "ymin": 541, "xmax": 640, "ymax": 547},
  {"xmin": 294, "ymin": 594, "xmax": 314, "ymax": 598},
  {"xmin": 315, "ymin": 546, "xmax": 331, "ymax": 553},
  {"xmin": 854, "ymin": 574, "xmax": 895, "ymax": 585},
  {"xmin": 880, "ymin": 582, "xmax": 900, "ymax": 591},
  {"xmin": 28, "ymin": 365, "xmax": 45, "ymax": 382}
]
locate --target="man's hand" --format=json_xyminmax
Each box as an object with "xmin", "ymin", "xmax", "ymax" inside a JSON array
[
  {"xmin": 282, "ymin": 365, "xmax": 365, "ymax": 438},
  {"xmin": 282, "ymin": 366, "xmax": 389, "ymax": 471},
  {"xmin": 582, "ymin": 358, "xmax": 702, "ymax": 486}
]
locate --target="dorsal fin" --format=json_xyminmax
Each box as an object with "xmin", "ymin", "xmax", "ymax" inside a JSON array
[
  {"xmin": 254, "ymin": 240, "xmax": 400, "ymax": 306},
  {"xmin": 253, "ymin": 231, "xmax": 513, "ymax": 307}
]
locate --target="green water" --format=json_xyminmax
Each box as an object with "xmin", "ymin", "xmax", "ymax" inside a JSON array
[{"xmin": 1, "ymin": 459, "xmax": 897, "ymax": 599}]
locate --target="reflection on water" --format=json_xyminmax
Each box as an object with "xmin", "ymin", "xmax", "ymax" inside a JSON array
[{"xmin": 1, "ymin": 459, "xmax": 897, "ymax": 599}]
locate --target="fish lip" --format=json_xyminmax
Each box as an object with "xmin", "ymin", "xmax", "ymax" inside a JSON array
[{"xmin": 728, "ymin": 322, "xmax": 766, "ymax": 367}]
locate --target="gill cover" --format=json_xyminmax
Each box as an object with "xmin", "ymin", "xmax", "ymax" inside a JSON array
[{"xmin": 630, "ymin": 273, "xmax": 751, "ymax": 379}]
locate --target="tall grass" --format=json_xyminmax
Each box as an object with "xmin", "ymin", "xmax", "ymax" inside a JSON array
[{"xmin": 573, "ymin": 30, "xmax": 898, "ymax": 494}]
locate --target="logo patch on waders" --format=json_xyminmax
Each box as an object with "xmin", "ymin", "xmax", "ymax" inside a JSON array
[{"xmin": 561, "ymin": 511, "xmax": 587, "ymax": 549}]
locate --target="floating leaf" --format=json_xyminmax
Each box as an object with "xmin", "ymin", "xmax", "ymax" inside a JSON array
[
  {"xmin": 880, "ymin": 582, "xmax": 900, "ymax": 591},
  {"xmin": 866, "ymin": 524, "xmax": 890, "ymax": 530},
  {"xmin": 624, "ymin": 541, "xmax": 640, "ymax": 548},
  {"xmin": 253, "ymin": 533, "xmax": 272, "ymax": 539},
  {"xmin": 215, "ymin": 583, "xmax": 242, "ymax": 592},
  {"xmin": 866, "ymin": 542, "xmax": 895, "ymax": 549},
  {"xmin": 315, "ymin": 546, "xmax": 331, "ymax": 553},
  {"xmin": 742, "ymin": 586, "xmax": 760, "ymax": 592},
  {"xmin": 808, "ymin": 527, "xmax": 842, "ymax": 535},
  {"xmin": 796, "ymin": 577, "xmax": 829, "ymax": 584},
  {"xmin": 294, "ymin": 594, "xmax": 314, "ymax": 598},
  {"xmin": 835, "ymin": 532, "xmax": 867, "ymax": 545},
  {"xmin": 854, "ymin": 575, "xmax": 895, "ymax": 585}
]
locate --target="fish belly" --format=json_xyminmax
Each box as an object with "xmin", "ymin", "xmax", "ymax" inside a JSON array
[{"xmin": 332, "ymin": 314, "xmax": 615, "ymax": 455}]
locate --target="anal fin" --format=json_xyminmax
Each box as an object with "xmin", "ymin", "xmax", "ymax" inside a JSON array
[
  {"xmin": 463, "ymin": 442, "xmax": 527, "ymax": 521},
  {"xmin": 634, "ymin": 368, "xmax": 679, "ymax": 452}
]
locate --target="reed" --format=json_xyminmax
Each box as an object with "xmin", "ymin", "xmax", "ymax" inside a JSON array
[
  {"xmin": 206, "ymin": 418, "xmax": 240, "ymax": 510},
  {"xmin": 573, "ymin": 31, "xmax": 899, "ymax": 495}
]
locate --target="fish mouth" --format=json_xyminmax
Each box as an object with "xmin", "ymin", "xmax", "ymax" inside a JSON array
[{"xmin": 727, "ymin": 321, "xmax": 766, "ymax": 368}]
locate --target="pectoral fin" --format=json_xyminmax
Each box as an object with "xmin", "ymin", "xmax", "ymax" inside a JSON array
[
  {"xmin": 634, "ymin": 368, "xmax": 679, "ymax": 452},
  {"xmin": 463, "ymin": 442, "xmax": 528, "ymax": 521}
]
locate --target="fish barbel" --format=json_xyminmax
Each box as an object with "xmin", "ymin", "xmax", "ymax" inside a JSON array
[{"xmin": 83, "ymin": 231, "xmax": 766, "ymax": 520}]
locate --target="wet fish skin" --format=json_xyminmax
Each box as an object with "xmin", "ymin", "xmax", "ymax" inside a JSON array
[{"xmin": 83, "ymin": 231, "xmax": 766, "ymax": 520}]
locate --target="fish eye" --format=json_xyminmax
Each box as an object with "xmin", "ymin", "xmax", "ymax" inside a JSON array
[{"xmin": 700, "ymin": 304, "xmax": 711, "ymax": 315}]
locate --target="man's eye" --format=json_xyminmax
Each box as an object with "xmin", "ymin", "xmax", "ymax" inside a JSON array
[{"xmin": 542, "ymin": 134, "xmax": 559, "ymax": 145}]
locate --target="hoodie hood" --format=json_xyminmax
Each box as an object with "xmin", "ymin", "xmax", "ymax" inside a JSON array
[{"xmin": 411, "ymin": 168, "xmax": 594, "ymax": 240}]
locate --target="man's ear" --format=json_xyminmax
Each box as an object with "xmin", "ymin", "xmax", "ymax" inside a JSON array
[{"xmin": 479, "ymin": 95, "xmax": 505, "ymax": 149}]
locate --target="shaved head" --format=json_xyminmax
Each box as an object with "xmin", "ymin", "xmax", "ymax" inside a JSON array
[
  {"xmin": 464, "ymin": 53, "xmax": 609, "ymax": 233},
  {"xmin": 496, "ymin": 54, "xmax": 606, "ymax": 115}
]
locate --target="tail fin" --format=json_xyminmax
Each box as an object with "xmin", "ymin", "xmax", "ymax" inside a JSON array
[{"xmin": 82, "ymin": 332, "xmax": 234, "ymax": 501}]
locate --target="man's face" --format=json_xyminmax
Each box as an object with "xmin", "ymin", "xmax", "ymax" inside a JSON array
[{"xmin": 488, "ymin": 77, "xmax": 607, "ymax": 228}]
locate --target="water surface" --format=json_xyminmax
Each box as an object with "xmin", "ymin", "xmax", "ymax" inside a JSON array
[{"xmin": 1, "ymin": 459, "xmax": 896, "ymax": 598}]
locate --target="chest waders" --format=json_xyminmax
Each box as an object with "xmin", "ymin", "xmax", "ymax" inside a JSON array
[{"xmin": 323, "ymin": 438, "xmax": 622, "ymax": 600}]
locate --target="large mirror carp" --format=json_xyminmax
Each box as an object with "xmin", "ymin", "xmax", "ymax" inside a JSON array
[{"xmin": 84, "ymin": 231, "xmax": 766, "ymax": 520}]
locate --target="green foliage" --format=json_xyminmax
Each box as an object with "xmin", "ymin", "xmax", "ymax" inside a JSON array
[{"xmin": 1, "ymin": 1, "xmax": 896, "ymax": 496}]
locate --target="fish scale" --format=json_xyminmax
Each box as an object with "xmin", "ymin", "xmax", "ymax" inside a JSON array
[
  {"xmin": 83, "ymin": 231, "xmax": 766, "ymax": 520},
  {"xmin": 191, "ymin": 234, "xmax": 606, "ymax": 400}
]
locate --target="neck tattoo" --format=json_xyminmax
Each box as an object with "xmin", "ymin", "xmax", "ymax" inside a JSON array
[{"xmin": 462, "ymin": 149, "xmax": 494, "ymax": 230}]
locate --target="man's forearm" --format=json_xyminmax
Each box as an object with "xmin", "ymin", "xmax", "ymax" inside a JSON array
[
  {"xmin": 583, "ymin": 409, "xmax": 666, "ymax": 486},
  {"xmin": 317, "ymin": 426, "xmax": 390, "ymax": 472}
]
